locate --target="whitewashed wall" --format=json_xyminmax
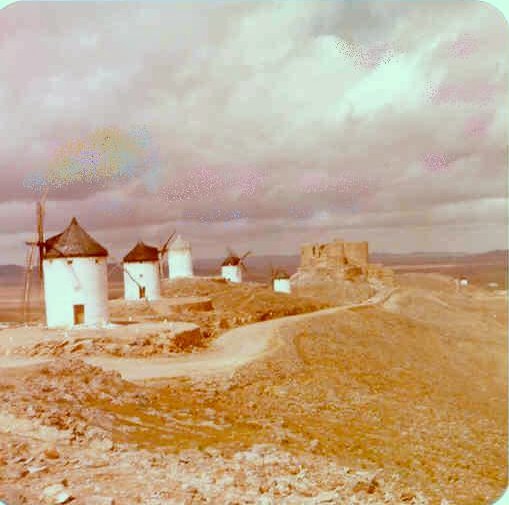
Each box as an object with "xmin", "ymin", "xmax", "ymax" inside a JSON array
[
  {"xmin": 168, "ymin": 250, "xmax": 193, "ymax": 279},
  {"xmin": 123, "ymin": 261, "xmax": 161, "ymax": 300},
  {"xmin": 221, "ymin": 265, "xmax": 242, "ymax": 283},
  {"xmin": 43, "ymin": 257, "xmax": 108, "ymax": 328},
  {"xmin": 273, "ymin": 278, "xmax": 291, "ymax": 293}
]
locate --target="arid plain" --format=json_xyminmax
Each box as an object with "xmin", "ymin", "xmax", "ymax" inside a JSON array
[{"xmin": 0, "ymin": 254, "xmax": 506, "ymax": 505}]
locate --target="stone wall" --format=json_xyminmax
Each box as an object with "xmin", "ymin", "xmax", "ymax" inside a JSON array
[
  {"xmin": 296, "ymin": 238, "xmax": 393, "ymax": 286},
  {"xmin": 344, "ymin": 241, "xmax": 369, "ymax": 267},
  {"xmin": 300, "ymin": 239, "xmax": 368, "ymax": 270}
]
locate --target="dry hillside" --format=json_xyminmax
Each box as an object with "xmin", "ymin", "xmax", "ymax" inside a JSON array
[
  {"xmin": 109, "ymin": 277, "xmax": 332, "ymax": 341},
  {"xmin": 0, "ymin": 275, "xmax": 506, "ymax": 504},
  {"xmin": 102, "ymin": 280, "xmax": 506, "ymax": 504}
]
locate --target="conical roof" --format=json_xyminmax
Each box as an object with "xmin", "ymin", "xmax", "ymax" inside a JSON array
[
  {"xmin": 222, "ymin": 254, "xmax": 240, "ymax": 266},
  {"xmin": 169, "ymin": 235, "xmax": 190, "ymax": 251},
  {"xmin": 273, "ymin": 268, "xmax": 290, "ymax": 280},
  {"xmin": 123, "ymin": 241, "xmax": 159, "ymax": 263},
  {"xmin": 44, "ymin": 217, "xmax": 108, "ymax": 258}
]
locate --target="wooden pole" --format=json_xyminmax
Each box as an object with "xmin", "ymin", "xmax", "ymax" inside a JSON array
[
  {"xmin": 37, "ymin": 201, "xmax": 44, "ymax": 283},
  {"xmin": 23, "ymin": 244, "xmax": 35, "ymax": 324}
]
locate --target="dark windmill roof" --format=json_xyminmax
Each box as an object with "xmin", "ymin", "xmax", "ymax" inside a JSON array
[
  {"xmin": 273, "ymin": 269, "xmax": 290, "ymax": 280},
  {"xmin": 222, "ymin": 254, "xmax": 241, "ymax": 266},
  {"xmin": 123, "ymin": 241, "xmax": 159, "ymax": 263},
  {"xmin": 44, "ymin": 217, "xmax": 108, "ymax": 258}
]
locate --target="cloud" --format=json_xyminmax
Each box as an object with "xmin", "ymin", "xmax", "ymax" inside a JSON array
[{"xmin": 0, "ymin": 0, "xmax": 507, "ymax": 262}]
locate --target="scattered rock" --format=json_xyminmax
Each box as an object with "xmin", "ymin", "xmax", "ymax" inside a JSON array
[
  {"xmin": 90, "ymin": 438, "xmax": 114, "ymax": 452},
  {"xmin": 42, "ymin": 484, "xmax": 73, "ymax": 504},
  {"xmin": 87, "ymin": 497, "xmax": 115, "ymax": 505},
  {"xmin": 55, "ymin": 492, "xmax": 73, "ymax": 504},
  {"xmin": 0, "ymin": 486, "xmax": 28, "ymax": 505},
  {"xmin": 44, "ymin": 447, "xmax": 60, "ymax": 459},
  {"xmin": 27, "ymin": 464, "xmax": 48, "ymax": 474},
  {"xmin": 353, "ymin": 478, "xmax": 379, "ymax": 494}
]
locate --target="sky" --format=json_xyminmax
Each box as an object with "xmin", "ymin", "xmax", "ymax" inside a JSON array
[{"xmin": 0, "ymin": 0, "xmax": 507, "ymax": 264}]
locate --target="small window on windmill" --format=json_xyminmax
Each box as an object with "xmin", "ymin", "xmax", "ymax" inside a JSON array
[
  {"xmin": 139, "ymin": 273, "xmax": 144, "ymax": 278},
  {"xmin": 67, "ymin": 259, "xmax": 73, "ymax": 265},
  {"xmin": 95, "ymin": 258, "xmax": 100, "ymax": 264}
]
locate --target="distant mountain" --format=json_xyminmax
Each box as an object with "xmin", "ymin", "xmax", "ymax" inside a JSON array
[
  {"xmin": 0, "ymin": 265, "xmax": 27, "ymax": 285},
  {"xmin": 466, "ymin": 250, "xmax": 508, "ymax": 264},
  {"xmin": 1, "ymin": 250, "xmax": 506, "ymax": 285},
  {"xmin": 371, "ymin": 250, "xmax": 508, "ymax": 266}
]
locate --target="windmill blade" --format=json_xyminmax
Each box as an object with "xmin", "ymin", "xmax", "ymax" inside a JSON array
[
  {"xmin": 36, "ymin": 199, "xmax": 45, "ymax": 283},
  {"xmin": 240, "ymin": 260, "xmax": 248, "ymax": 273},
  {"xmin": 159, "ymin": 230, "xmax": 176, "ymax": 254},
  {"xmin": 268, "ymin": 265, "xmax": 275, "ymax": 283},
  {"xmin": 23, "ymin": 243, "xmax": 36, "ymax": 324},
  {"xmin": 241, "ymin": 251, "xmax": 251, "ymax": 260},
  {"xmin": 40, "ymin": 187, "xmax": 49, "ymax": 207},
  {"xmin": 123, "ymin": 267, "xmax": 143, "ymax": 289}
]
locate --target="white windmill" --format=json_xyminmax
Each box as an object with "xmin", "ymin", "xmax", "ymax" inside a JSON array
[
  {"xmin": 271, "ymin": 265, "xmax": 291, "ymax": 294},
  {"xmin": 42, "ymin": 216, "xmax": 109, "ymax": 328},
  {"xmin": 168, "ymin": 235, "xmax": 193, "ymax": 279},
  {"xmin": 122, "ymin": 241, "xmax": 161, "ymax": 301},
  {"xmin": 221, "ymin": 248, "xmax": 250, "ymax": 283}
]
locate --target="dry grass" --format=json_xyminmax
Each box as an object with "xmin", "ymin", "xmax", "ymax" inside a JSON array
[
  {"xmin": 157, "ymin": 277, "xmax": 331, "ymax": 338},
  {"xmin": 95, "ymin": 284, "xmax": 507, "ymax": 505},
  {"xmin": 2, "ymin": 275, "xmax": 506, "ymax": 504}
]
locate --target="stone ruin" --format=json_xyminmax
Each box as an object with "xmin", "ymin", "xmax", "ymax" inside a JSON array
[{"xmin": 292, "ymin": 238, "xmax": 394, "ymax": 285}]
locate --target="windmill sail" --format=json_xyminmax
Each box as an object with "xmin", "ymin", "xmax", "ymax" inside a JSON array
[
  {"xmin": 23, "ymin": 190, "xmax": 48, "ymax": 324},
  {"xmin": 36, "ymin": 189, "xmax": 48, "ymax": 282},
  {"xmin": 160, "ymin": 230, "xmax": 176, "ymax": 255},
  {"xmin": 158, "ymin": 230, "xmax": 176, "ymax": 277},
  {"xmin": 22, "ymin": 243, "xmax": 36, "ymax": 323}
]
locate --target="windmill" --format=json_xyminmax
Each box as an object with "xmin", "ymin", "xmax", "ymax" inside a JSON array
[
  {"xmin": 221, "ymin": 247, "xmax": 251, "ymax": 283},
  {"xmin": 107, "ymin": 255, "xmax": 148, "ymax": 300},
  {"xmin": 23, "ymin": 189, "xmax": 48, "ymax": 324},
  {"xmin": 121, "ymin": 241, "xmax": 162, "ymax": 301},
  {"xmin": 270, "ymin": 263, "xmax": 291, "ymax": 293},
  {"xmin": 124, "ymin": 265, "xmax": 147, "ymax": 300},
  {"xmin": 158, "ymin": 230, "xmax": 176, "ymax": 278}
]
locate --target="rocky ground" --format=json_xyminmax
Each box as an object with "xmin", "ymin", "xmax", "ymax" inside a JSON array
[
  {"xmin": 9, "ymin": 322, "xmax": 204, "ymax": 359},
  {"xmin": 0, "ymin": 276, "xmax": 506, "ymax": 504},
  {"xmin": 1, "ymin": 429, "xmax": 433, "ymax": 505},
  {"xmin": 0, "ymin": 359, "xmax": 433, "ymax": 505},
  {"xmin": 3, "ymin": 278, "xmax": 330, "ymax": 361},
  {"xmin": 108, "ymin": 277, "xmax": 332, "ymax": 340},
  {"xmin": 290, "ymin": 271, "xmax": 376, "ymax": 306}
]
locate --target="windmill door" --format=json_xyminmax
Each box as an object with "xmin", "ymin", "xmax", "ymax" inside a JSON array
[{"xmin": 73, "ymin": 304, "xmax": 85, "ymax": 325}]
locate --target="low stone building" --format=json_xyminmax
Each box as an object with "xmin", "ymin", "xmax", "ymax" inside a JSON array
[
  {"xmin": 300, "ymin": 239, "xmax": 369, "ymax": 271},
  {"xmin": 293, "ymin": 238, "xmax": 394, "ymax": 286}
]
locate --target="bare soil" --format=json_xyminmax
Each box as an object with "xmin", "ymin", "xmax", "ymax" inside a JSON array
[{"xmin": 0, "ymin": 275, "xmax": 506, "ymax": 504}]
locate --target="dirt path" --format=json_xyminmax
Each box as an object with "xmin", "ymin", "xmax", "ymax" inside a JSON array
[
  {"xmin": 0, "ymin": 288, "xmax": 396, "ymax": 382},
  {"xmin": 86, "ymin": 287, "xmax": 396, "ymax": 381}
]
